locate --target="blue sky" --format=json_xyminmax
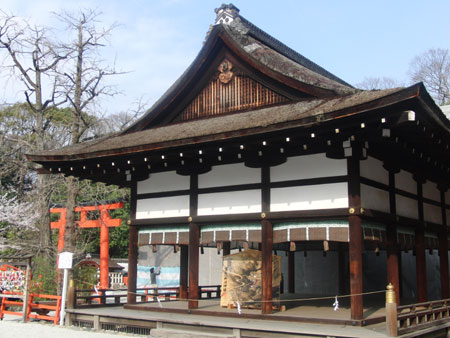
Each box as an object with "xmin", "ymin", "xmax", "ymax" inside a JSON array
[{"xmin": 1, "ymin": 0, "xmax": 450, "ymax": 115}]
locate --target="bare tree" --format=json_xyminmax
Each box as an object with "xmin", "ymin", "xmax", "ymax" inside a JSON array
[
  {"xmin": 409, "ymin": 48, "xmax": 450, "ymax": 105},
  {"xmin": 356, "ymin": 76, "xmax": 401, "ymax": 90},
  {"xmin": 54, "ymin": 10, "xmax": 122, "ymax": 254},
  {"xmin": 0, "ymin": 12, "xmax": 70, "ymax": 252}
]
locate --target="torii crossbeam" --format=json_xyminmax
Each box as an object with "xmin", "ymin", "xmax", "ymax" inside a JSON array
[{"xmin": 50, "ymin": 202, "xmax": 124, "ymax": 289}]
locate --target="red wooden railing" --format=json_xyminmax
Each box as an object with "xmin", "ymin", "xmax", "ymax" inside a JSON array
[{"xmin": 0, "ymin": 292, "xmax": 61, "ymax": 324}]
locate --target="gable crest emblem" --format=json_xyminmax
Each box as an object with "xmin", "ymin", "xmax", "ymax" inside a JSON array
[{"xmin": 218, "ymin": 59, "xmax": 234, "ymax": 84}]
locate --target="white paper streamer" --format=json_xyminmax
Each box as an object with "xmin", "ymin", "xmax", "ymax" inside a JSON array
[
  {"xmin": 156, "ymin": 297, "xmax": 163, "ymax": 308},
  {"xmin": 333, "ymin": 296, "xmax": 339, "ymax": 311},
  {"xmin": 236, "ymin": 302, "xmax": 242, "ymax": 315}
]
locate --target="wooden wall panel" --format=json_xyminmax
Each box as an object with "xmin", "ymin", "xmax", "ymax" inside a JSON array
[{"xmin": 178, "ymin": 74, "xmax": 289, "ymax": 121}]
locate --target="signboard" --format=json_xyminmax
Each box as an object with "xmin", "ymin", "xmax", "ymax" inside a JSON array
[{"xmin": 58, "ymin": 252, "xmax": 74, "ymax": 270}]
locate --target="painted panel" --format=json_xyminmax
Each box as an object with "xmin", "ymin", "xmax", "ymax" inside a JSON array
[
  {"xmin": 199, "ymin": 163, "xmax": 260, "ymax": 188},
  {"xmin": 270, "ymin": 153, "xmax": 347, "ymax": 183},
  {"xmin": 395, "ymin": 170, "xmax": 417, "ymax": 195},
  {"xmin": 396, "ymin": 195, "xmax": 418, "ymax": 219},
  {"xmin": 137, "ymin": 171, "xmax": 190, "ymax": 194},
  {"xmin": 270, "ymin": 182, "xmax": 348, "ymax": 212},
  {"xmin": 136, "ymin": 195, "xmax": 189, "ymax": 219},
  {"xmin": 424, "ymin": 203, "xmax": 442, "ymax": 224},
  {"xmin": 361, "ymin": 184, "xmax": 390, "ymax": 213},
  {"xmin": 198, "ymin": 190, "xmax": 261, "ymax": 215},
  {"xmin": 423, "ymin": 180, "xmax": 440, "ymax": 202},
  {"xmin": 360, "ymin": 156, "xmax": 388, "ymax": 185}
]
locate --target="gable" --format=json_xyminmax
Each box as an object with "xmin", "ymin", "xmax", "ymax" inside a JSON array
[{"xmin": 174, "ymin": 58, "xmax": 290, "ymax": 122}]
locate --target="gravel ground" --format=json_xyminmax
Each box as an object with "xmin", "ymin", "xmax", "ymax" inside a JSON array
[{"xmin": 0, "ymin": 317, "xmax": 145, "ymax": 338}]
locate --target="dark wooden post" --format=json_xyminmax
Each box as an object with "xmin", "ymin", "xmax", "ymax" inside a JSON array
[
  {"xmin": 223, "ymin": 241, "xmax": 231, "ymax": 256},
  {"xmin": 415, "ymin": 176, "xmax": 427, "ymax": 303},
  {"xmin": 288, "ymin": 251, "xmax": 295, "ymax": 294},
  {"xmin": 386, "ymin": 168, "xmax": 400, "ymax": 304},
  {"xmin": 347, "ymin": 152, "xmax": 363, "ymax": 320},
  {"xmin": 179, "ymin": 245, "xmax": 189, "ymax": 300},
  {"xmin": 127, "ymin": 225, "xmax": 138, "ymax": 304},
  {"xmin": 188, "ymin": 222, "xmax": 200, "ymax": 309},
  {"xmin": 439, "ymin": 187, "xmax": 449, "ymax": 299},
  {"xmin": 261, "ymin": 219, "xmax": 273, "ymax": 314}
]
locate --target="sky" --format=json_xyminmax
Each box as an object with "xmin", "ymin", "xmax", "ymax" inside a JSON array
[{"xmin": 1, "ymin": 0, "xmax": 450, "ymax": 116}]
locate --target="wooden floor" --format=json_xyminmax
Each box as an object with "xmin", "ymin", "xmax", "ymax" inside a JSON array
[
  {"xmin": 124, "ymin": 292, "xmax": 387, "ymax": 326},
  {"xmin": 67, "ymin": 303, "xmax": 389, "ymax": 338}
]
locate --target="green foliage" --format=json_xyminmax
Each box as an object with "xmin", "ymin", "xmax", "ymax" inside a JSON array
[
  {"xmin": 31, "ymin": 255, "xmax": 57, "ymax": 295},
  {"xmin": 73, "ymin": 264, "xmax": 98, "ymax": 291}
]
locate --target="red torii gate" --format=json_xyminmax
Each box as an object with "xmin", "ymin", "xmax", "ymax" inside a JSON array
[{"xmin": 50, "ymin": 202, "xmax": 123, "ymax": 289}]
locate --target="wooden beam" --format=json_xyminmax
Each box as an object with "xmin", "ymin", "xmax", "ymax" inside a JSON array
[
  {"xmin": 347, "ymin": 153, "xmax": 363, "ymax": 321},
  {"xmin": 439, "ymin": 189, "xmax": 449, "ymax": 299},
  {"xmin": 179, "ymin": 245, "xmax": 188, "ymax": 300},
  {"xmin": 188, "ymin": 222, "xmax": 200, "ymax": 309},
  {"xmin": 288, "ymin": 251, "xmax": 295, "ymax": 294},
  {"xmin": 415, "ymin": 178, "xmax": 427, "ymax": 303},
  {"xmin": 261, "ymin": 219, "xmax": 273, "ymax": 314},
  {"xmin": 386, "ymin": 170, "xmax": 400, "ymax": 304}
]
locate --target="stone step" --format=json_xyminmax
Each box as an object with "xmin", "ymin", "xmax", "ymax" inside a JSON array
[{"xmin": 150, "ymin": 328, "xmax": 236, "ymax": 338}]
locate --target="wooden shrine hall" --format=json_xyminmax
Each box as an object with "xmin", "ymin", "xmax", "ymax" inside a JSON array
[{"xmin": 28, "ymin": 4, "xmax": 450, "ymax": 323}]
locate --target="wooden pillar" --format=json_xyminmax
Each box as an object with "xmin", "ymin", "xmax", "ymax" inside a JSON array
[
  {"xmin": 127, "ymin": 225, "xmax": 138, "ymax": 304},
  {"xmin": 179, "ymin": 245, "xmax": 189, "ymax": 300},
  {"xmin": 439, "ymin": 187, "xmax": 449, "ymax": 299},
  {"xmin": 415, "ymin": 176, "xmax": 427, "ymax": 303},
  {"xmin": 386, "ymin": 168, "xmax": 400, "ymax": 304},
  {"xmin": 288, "ymin": 251, "xmax": 295, "ymax": 294},
  {"xmin": 99, "ymin": 219, "xmax": 110, "ymax": 289},
  {"xmin": 223, "ymin": 241, "xmax": 231, "ymax": 256},
  {"xmin": 261, "ymin": 219, "xmax": 273, "ymax": 314},
  {"xmin": 127, "ymin": 184, "xmax": 138, "ymax": 304},
  {"xmin": 188, "ymin": 222, "xmax": 200, "ymax": 309},
  {"xmin": 347, "ymin": 153, "xmax": 363, "ymax": 320}
]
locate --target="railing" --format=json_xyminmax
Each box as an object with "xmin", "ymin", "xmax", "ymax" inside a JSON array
[
  {"xmin": 108, "ymin": 272, "xmax": 125, "ymax": 287},
  {"xmin": 27, "ymin": 294, "xmax": 62, "ymax": 325},
  {"xmin": 0, "ymin": 292, "xmax": 61, "ymax": 324},
  {"xmin": 199, "ymin": 285, "xmax": 221, "ymax": 299},
  {"xmin": 397, "ymin": 299, "xmax": 450, "ymax": 336},
  {"xmin": 0, "ymin": 292, "xmax": 24, "ymax": 319},
  {"xmin": 73, "ymin": 285, "xmax": 222, "ymax": 308}
]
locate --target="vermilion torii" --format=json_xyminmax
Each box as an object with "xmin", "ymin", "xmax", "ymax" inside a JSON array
[{"xmin": 50, "ymin": 202, "xmax": 124, "ymax": 289}]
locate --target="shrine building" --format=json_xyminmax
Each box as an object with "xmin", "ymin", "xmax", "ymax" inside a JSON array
[{"xmin": 27, "ymin": 4, "xmax": 450, "ymax": 322}]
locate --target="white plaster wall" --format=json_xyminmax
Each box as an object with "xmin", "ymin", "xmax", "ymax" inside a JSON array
[
  {"xmin": 424, "ymin": 203, "xmax": 442, "ymax": 224},
  {"xmin": 198, "ymin": 190, "xmax": 261, "ymax": 215},
  {"xmin": 361, "ymin": 184, "xmax": 390, "ymax": 213},
  {"xmin": 423, "ymin": 180, "xmax": 440, "ymax": 202},
  {"xmin": 270, "ymin": 183, "xmax": 348, "ymax": 212},
  {"xmin": 360, "ymin": 156, "xmax": 388, "ymax": 185},
  {"xmin": 199, "ymin": 163, "xmax": 260, "ymax": 188},
  {"xmin": 396, "ymin": 195, "xmax": 418, "ymax": 219},
  {"xmin": 136, "ymin": 196, "xmax": 189, "ymax": 219},
  {"xmin": 395, "ymin": 170, "xmax": 417, "ymax": 195},
  {"xmin": 270, "ymin": 153, "xmax": 347, "ymax": 182},
  {"xmin": 138, "ymin": 171, "xmax": 190, "ymax": 194}
]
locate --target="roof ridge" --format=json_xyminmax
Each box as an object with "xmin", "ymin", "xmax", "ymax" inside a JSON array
[{"xmin": 236, "ymin": 15, "xmax": 353, "ymax": 88}]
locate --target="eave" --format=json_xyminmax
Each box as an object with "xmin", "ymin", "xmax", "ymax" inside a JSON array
[{"xmin": 26, "ymin": 83, "xmax": 450, "ymax": 188}]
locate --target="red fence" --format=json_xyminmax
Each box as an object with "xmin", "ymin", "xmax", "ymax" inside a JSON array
[{"xmin": 0, "ymin": 292, "xmax": 61, "ymax": 324}]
